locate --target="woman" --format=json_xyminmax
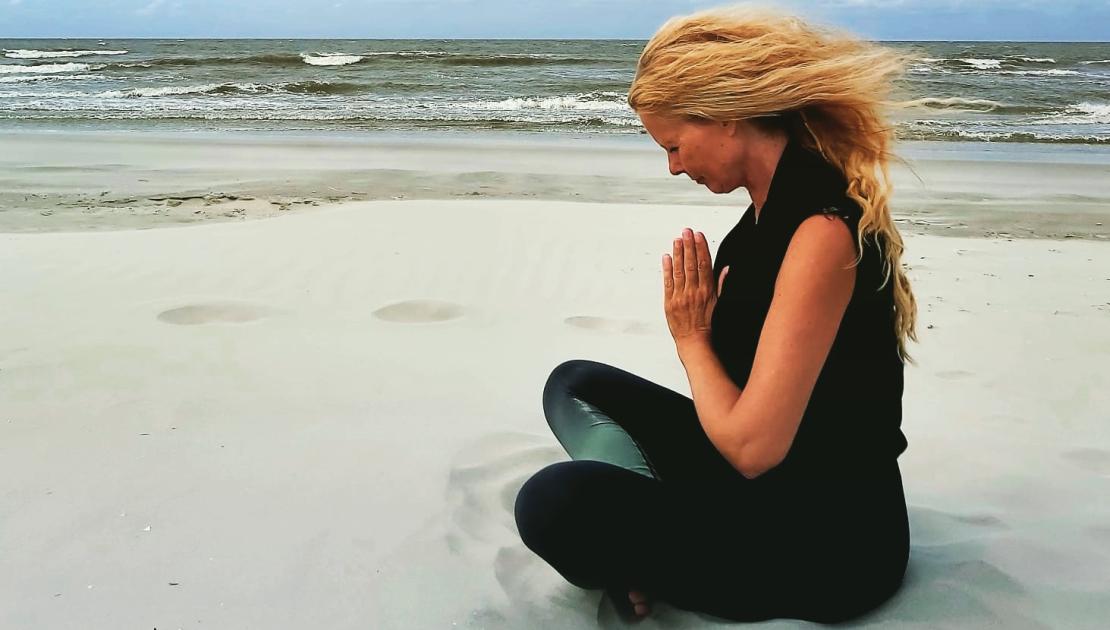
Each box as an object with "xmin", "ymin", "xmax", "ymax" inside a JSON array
[{"xmin": 513, "ymin": 5, "xmax": 920, "ymax": 623}]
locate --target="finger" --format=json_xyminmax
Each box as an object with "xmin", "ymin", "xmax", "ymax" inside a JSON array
[
  {"xmin": 717, "ymin": 265, "xmax": 729, "ymax": 297},
  {"xmin": 682, "ymin": 229, "xmax": 698, "ymax": 286},
  {"xmin": 662, "ymin": 253, "xmax": 673, "ymax": 300},
  {"xmin": 672, "ymin": 237, "xmax": 684, "ymax": 292},
  {"xmin": 695, "ymin": 231, "xmax": 712, "ymax": 290}
]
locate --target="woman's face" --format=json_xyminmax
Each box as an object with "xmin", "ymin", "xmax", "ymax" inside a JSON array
[{"xmin": 637, "ymin": 110, "xmax": 749, "ymax": 194}]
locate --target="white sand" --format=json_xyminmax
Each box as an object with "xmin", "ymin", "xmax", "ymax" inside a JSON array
[{"xmin": 2, "ymin": 196, "xmax": 1109, "ymax": 628}]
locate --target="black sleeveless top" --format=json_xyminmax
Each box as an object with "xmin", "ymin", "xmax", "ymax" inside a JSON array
[{"xmin": 710, "ymin": 137, "xmax": 908, "ymax": 483}]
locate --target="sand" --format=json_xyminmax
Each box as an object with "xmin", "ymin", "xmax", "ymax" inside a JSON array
[
  {"xmin": 2, "ymin": 129, "xmax": 1109, "ymax": 240},
  {"xmin": 1, "ymin": 132, "xmax": 1109, "ymax": 628}
]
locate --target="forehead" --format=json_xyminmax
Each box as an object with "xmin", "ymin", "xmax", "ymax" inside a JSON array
[{"xmin": 638, "ymin": 111, "xmax": 686, "ymax": 144}]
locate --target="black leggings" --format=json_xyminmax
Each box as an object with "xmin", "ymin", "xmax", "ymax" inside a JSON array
[{"xmin": 513, "ymin": 359, "xmax": 910, "ymax": 623}]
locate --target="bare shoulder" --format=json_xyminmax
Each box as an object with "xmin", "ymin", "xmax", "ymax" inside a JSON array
[
  {"xmin": 735, "ymin": 212, "xmax": 859, "ymax": 478},
  {"xmin": 780, "ymin": 213, "xmax": 859, "ymax": 279}
]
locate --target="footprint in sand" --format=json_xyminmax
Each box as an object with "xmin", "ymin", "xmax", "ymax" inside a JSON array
[
  {"xmin": 1085, "ymin": 524, "xmax": 1110, "ymax": 544},
  {"xmin": 372, "ymin": 299, "xmax": 464, "ymax": 323},
  {"xmin": 949, "ymin": 513, "xmax": 1008, "ymax": 528},
  {"xmin": 157, "ymin": 301, "xmax": 273, "ymax": 325},
  {"xmin": 936, "ymin": 370, "xmax": 974, "ymax": 380},
  {"xmin": 1061, "ymin": 448, "xmax": 1110, "ymax": 475},
  {"xmin": 444, "ymin": 432, "xmax": 604, "ymax": 625},
  {"xmin": 564, "ymin": 316, "xmax": 653, "ymax": 335},
  {"xmin": 0, "ymin": 346, "xmax": 30, "ymax": 360},
  {"xmin": 444, "ymin": 431, "xmax": 562, "ymax": 553},
  {"xmin": 492, "ymin": 543, "xmax": 603, "ymax": 626},
  {"xmin": 909, "ymin": 505, "xmax": 1009, "ymax": 546},
  {"xmin": 899, "ymin": 542, "xmax": 1032, "ymax": 626}
]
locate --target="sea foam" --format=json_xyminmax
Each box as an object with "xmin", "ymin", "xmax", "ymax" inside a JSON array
[
  {"xmin": 97, "ymin": 84, "xmax": 229, "ymax": 98},
  {"xmin": 1035, "ymin": 102, "xmax": 1110, "ymax": 125},
  {"xmin": 0, "ymin": 73, "xmax": 99, "ymax": 83},
  {"xmin": 95, "ymin": 80, "xmax": 361, "ymax": 97},
  {"xmin": 903, "ymin": 97, "xmax": 1005, "ymax": 112},
  {"xmin": 3, "ymin": 49, "xmax": 128, "ymax": 59},
  {"xmin": 0, "ymin": 62, "xmax": 92, "ymax": 74},
  {"xmin": 301, "ymin": 53, "xmax": 363, "ymax": 66},
  {"xmin": 959, "ymin": 58, "xmax": 1003, "ymax": 70},
  {"xmin": 999, "ymin": 69, "xmax": 1082, "ymax": 76},
  {"xmin": 465, "ymin": 93, "xmax": 627, "ymax": 112}
]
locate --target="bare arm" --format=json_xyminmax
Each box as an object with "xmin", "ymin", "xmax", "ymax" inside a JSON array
[{"xmin": 682, "ymin": 213, "xmax": 857, "ymax": 479}]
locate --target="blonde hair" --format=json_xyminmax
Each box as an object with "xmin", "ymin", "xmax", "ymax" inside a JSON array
[{"xmin": 628, "ymin": 3, "xmax": 921, "ymax": 363}]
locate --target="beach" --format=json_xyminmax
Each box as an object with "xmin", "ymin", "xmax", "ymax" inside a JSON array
[
  {"xmin": 2, "ymin": 130, "xmax": 1110, "ymax": 628},
  {"xmin": 3, "ymin": 129, "xmax": 1109, "ymax": 240}
]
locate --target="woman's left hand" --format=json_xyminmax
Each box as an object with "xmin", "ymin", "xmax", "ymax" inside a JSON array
[{"xmin": 663, "ymin": 227, "xmax": 729, "ymax": 346}]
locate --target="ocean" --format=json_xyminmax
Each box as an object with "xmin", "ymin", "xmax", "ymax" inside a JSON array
[{"xmin": 0, "ymin": 39, "xmax": 1107, "ymax": 144}]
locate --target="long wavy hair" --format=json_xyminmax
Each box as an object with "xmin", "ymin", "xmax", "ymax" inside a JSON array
[{"xmin": 628, "ymin": 3, "xmax": 921, "ymax": 363}]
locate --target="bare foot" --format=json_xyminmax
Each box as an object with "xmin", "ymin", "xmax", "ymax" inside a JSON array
[{"xmin": 628, "ymin": 589, "xmax": 652, "ymax": 617}]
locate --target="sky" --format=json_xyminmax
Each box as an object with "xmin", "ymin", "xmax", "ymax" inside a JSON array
[{"xmin": 1, "ymin": 0, "xmax": 1107, "ymax": 41}]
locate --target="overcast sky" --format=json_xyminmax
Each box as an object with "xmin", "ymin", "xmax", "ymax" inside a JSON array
[{"xmin": 2, "ymin": 0, "xmax": 1107, "ymax": 41}]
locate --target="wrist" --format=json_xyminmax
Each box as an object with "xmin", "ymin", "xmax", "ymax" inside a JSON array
[{"xmin": 676, "ymin": 333, "xmax": 712, "ymax": 361}]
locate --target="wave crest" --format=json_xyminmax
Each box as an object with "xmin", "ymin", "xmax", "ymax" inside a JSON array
[
  {"xmin": 96, "ymin": 80, "xmax": 367, "ymax": 97},
  {"xmin": 301, "ymin": 53, "xmax": 364, "ymax": 66},
  {"xmin": 999, "ymin": 69, "xmax": 1081, "ymax": 76},
  {"xmin": 464, "ymin": 92, "xmax": 628, "ymax": 112},
  {"xmin": 99, "ymin": 50, "xmax": 607, "ymax": 70},
  {"xmin": 900, "ymin": 128, "xmax": 1109, "ymax": 145},
  {"xmin": 4, "ymin": 49, "xmax": 128, "ymax": 59},
  {"xmin": 0, "ymin": 73, "xmax": 100, "ymax": 83},
  {"xmin": 902, "ymin": 97, "xmax": 1004, "ymax": 112},
  {"xmin": 1033, "ymin": 102, "xmax": 1110, "ymax": 125},
  {"xmin": 0, "ymin": 62, "xmax": 93, "ymax": 74}
]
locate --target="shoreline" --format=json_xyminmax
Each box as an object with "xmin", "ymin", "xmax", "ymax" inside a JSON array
[{"xmin": 2, "ymin": 128, "xmax": 1108, "ymax": 240}]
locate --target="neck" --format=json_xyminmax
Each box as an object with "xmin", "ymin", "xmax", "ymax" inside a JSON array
[{"xmin": 748, "ymin": 135, "xmax": 790, "ymax": 216}]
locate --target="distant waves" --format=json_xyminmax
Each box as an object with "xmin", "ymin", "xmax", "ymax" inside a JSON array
[
  {"xmin": 3, "ymin": 48, "xmax": 128, "ymax": 59},
  {"xmin": 2, "ymin": 49, "xmax": 613, "ymax": 70},
  {"xmin": 0, "ymin": 40, "xmax": 1106, "ymax": 143}
]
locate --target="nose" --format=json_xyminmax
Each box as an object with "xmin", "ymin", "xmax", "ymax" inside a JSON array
[{"xmin": 667, "ymin": 153, "xmax": 685, "ymax": 177}]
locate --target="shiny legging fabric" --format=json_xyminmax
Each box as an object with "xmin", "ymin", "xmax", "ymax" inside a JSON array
[{"xmin": 513, "ymin": 359, "xmax": 910, "ymax": 623}]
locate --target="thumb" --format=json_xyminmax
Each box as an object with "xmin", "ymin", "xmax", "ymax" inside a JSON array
[{"xmin": 717, "ymin": 266, "xmax": 729, "ymax": 296}]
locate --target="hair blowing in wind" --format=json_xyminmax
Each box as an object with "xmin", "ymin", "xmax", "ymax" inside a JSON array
[{"xmin": 628, "ymin": 3, "xmax": 921, "ymax": 363}]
